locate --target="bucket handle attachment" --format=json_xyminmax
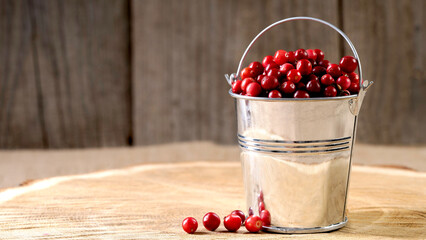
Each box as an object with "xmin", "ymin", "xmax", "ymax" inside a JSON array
[{"xmin": 225, "ymin": 17, "xmax": 373, "ymax": 96}]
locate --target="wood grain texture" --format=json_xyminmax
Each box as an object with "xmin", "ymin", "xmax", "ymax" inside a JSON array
[
  {"xmin": 0, "ymin": 0, "xmax": 131, "ymax": 148},
  {"xmin": 132, "ymin": 0, "xmax": 340, "ymax": 145},
  {"xmin": 342, "ymin": 0, "xmax": 426, "ymax": 144},
  {"xmin": 0, "ymin": 161, "xmax": 424, "ymax": 239}
]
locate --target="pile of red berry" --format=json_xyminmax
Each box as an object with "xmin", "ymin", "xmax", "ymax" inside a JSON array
[
  {"xmin": 232, "ymin": 49, "xmax": 361, "ymax": 98},
  {"xmin": 182, "ymin": 208, "xmax": 270, "ymax": 234}
]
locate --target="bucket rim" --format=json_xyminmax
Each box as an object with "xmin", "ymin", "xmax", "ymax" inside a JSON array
[{"xmin": 229, "ymin": 89, "xmax": 357, "ymax": 102}]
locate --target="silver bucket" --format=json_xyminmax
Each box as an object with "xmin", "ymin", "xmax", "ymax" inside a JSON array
[{"xmin": 225, "ymin": 17, "xmax": 373, "ymax": 234}]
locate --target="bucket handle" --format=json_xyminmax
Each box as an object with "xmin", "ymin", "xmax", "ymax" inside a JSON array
[{"xmin": 226, "ymin": 16, "xmax": 373, "ymax": 92}]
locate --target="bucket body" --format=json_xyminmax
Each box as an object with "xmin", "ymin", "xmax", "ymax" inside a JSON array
[{"xmin": 234, "ymin": 93, "xmax": 358, "ymax": 233}]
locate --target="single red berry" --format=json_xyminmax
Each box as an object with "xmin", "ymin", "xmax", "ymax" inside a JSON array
[
  {"xmin": 327, "ymin": 64, "xmax": 342, "ymax": 78},
  {"xmin": 294, "ymin": 90, "xmax": 310, "ymax": 98},
  {"xmin": 296, "ymin": 59, "xmax": 312, "ymax": 75},
  {"xmin": 286, "ymin": 69, "xmax": 302, "ymax": 83},
  {"xmin": 309, "ymin": 59, "xmax": 317, "ymax": 67},
  {"xmin": 260, "ymin": 210, "xmax": 271, "ymax": 227},
  {"xmin": 248, "ymin": 207, "xmax": 254, "ymax": 216},
  {"xmin": 306, "ymin": 79, "xmax": 321, "ymax": 93},
  {"xmin": 306, "ymin": 49, "xmax": 317, "ymax": 61},
  {"xmin": 268, "ymin": 90, "xmax": 282, "ymax": 98},
  {"xmin": 314, "ymin": 49, "xmax": 325, "ymax": 61},
  {"xmin": 182, "ymin": 217, "xmax": 198, "ymax": 234},
  {"xmin": 264, "ymin": 62, "xmax": 279, "ymax": 72},
  {"xmin": 340, "ymin": 90, "xmax": 351, "ymax": 96},
  {"xmin": 279, "ymin": 63, "xmax": 295, "ymax": 75},
  {"xmin": 279, "ymin": 81, "xmax": 296, "ymax": 94},
  {"xmin": 231, "ymin": 210, "xmax": 246, "ymax": 224},
  {"xmin": 306, "ymin": 74, "xmax": 318, "ymax": 82},
  {"xmin": 232, "ymin": 80, "xmax": 243, "ymax": 94},
  {"xmin": 203, "ymin": 212, "xmax": 220, "ymax": 231},
  {"xmin": 258, "ymin": 202, "xmax": 265, "ymax": 212},
  {"xmin": 273, "ymin": 50, "xmax": 288, "ymax": 65},
  {"xmin": 249, "ymin": 61, "xmax": 264, "ymax": 76},
  {"xmin": 348, "ymin": 72, "xmax": 360, "ymax": 83},
  {"xmin": 256, "ymin": 74, "xmax": 264, "ymax": 83},
  {"xmin": 287, "ymin": 51, "xmax": 296, "ymax": 63},
  {"xmin": 241, "ymin": 67, "xmax": 256, "ymax": 80},
  {"xmin": 324, "ymin": 86, "xmax": 337, "ymax": 97},
  {"xmin": 241, "ymin": 78, "xmax": 256, "ymax": 92},
  {"xmin": 294, "ymin": 49, "xmax": 308, "ymax": 60},
  {"xmin": 267, "ymin": 68, "xmax": 282, "ymax": 79},
  {"xmin": 348, "ymin": 82, "xmax": 360, "ymax": 93},
  {"xmin": 261, "ymin": 75, "xmax": 279, "ymax": 90},
  {"xmin": 296, "ymin": 82, "xmax": 306, "ymax": 90},
  {"xmin": 312, "ymin": 66, "xmax": 326, "ymax": 76},
  {"xmin": 318, "ymin": 59, "xmax": 330, "ymax": 68},
  {"xmin": 224, "ymin": 214, "xmax": 242, "ymax": 232},
  {"xmin": 246, "ymin": 82, "xmax": 262, "ymax": 97},
  {"xmin": 262, "ymin": 55, "xmax": 275, "ymax": 68},
  {"xmin": 321, "ymin": 74, "xmax": 335, "ymax": 85},
  {"xmin": 336, "ymin": 76, "xmax": 351, "ymax": 90},
  {"xmin": 339, "ymin": 56, "xmax": 358, "ymax": 73},
  {"xmin": 245, "ymin": 216, "xmax": 263, "ymax": 233}
]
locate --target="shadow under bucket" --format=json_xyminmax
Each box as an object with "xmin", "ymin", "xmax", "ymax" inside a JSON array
[{"xmin": 226, "ymin": 17, "xmax": 373, "ymax": 234}]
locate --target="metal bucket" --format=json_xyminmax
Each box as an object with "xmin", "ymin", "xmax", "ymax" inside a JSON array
[{"xmin": 225, "ymin": 17, "xmax": 373, "ymax": 233}]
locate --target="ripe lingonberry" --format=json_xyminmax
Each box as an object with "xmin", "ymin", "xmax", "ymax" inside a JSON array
[
  {"xmin": 241, "ymin": 78, "xmax": 256, "ymax": 92},
  {"xmin": 182, "ymin": 217, "xmax": 198, "ymax": 234},
  {"xmin": 348, "ymin": 72, "xmax": 360, "ymax": 83},
  {"xmin": 268, "ymin": 90, "xmax": 282, "ymax": 98},
  {"xmin": 262, "ymin": 55, "xmax": 275, "ymax": 68},
  {"xmin": 314, "ymin": 49, "xmax": 325, "ymax": 61},
  {"xmin": 306, "ymin": 79, "xmax": 321, "ymax": 93},
  {"xmin": 336, "ymin": 76, "xmax": 351, "ymax": 90},
  {"xmin": 279, "ymin": 63, "xmax": 295, "ymax": 75},
  {"xmin": 261, "ymin": 75, "xmax": 279, "ymax": 90},
  {"xmin": 348, "ymin": 82, "xmax": 360, "ymax": 93},
  {"xmin": 294, "ymin": 90, "xmax": 310, "ymax": 98},
  {"xmin": 203, "ymin": 212, "xmax": 220, "ymax": 231},
  {"xmin": 265, "ymin": 62, "xmax": 279, "ymax": 72},
  {"xmin": 241, "ymin": 67, "xmax": 256, "ymax": 80},
  {"xmin": 306, "ymin": 49, "xmax": 317, "ymax": 61},
  {"xmin": 294, "ymin": 49, "xmax": 308, "ymax": 60},
  {"xmin": 231, "ymin": 210, "xmax": 246, "ymax": 224},
  {"xmin": 245, "ymin": 216, "xmax": 262, "ymax": 233},
  {"xmin": 318, "ymin": 59, "xmax": 330, "ymax": 68},
  {"xmin": 260, "ymin": 210, "xmax": 271, "ymax": 227},
  {"xmin": 287, "ymin": 51, "xmax": 296, "ymax": 63},
  {"xmin": 249, "ymin": 61, "xmax": 264, "ymax": 76},
  {"xmin": 327, "ymin": 64, "xmax": 342, "ymax": 78},
  {"xmin": 312, "ymin": 66, "xmax": 326, "ymax": 76}
]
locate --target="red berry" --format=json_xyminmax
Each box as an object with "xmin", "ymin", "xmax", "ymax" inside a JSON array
[
  {"xmin": 306, "ymin": 49, "xmax": 317, "ymax": 61},
  {"xmin": 294, "ymin": 49, "xmax": 308, "ymax": 60},
  {"xmin": 267, "ymin": 68, "xmax": 282, "ymax": 79},
  {"xmin": 182, "ymin": 217, "xmax": 198, "ymax": 234},
  {"xmin": 258, "ymin": 202, "xmax": 265, "ymax": 212},
  {"xmin": 231, "ymin": 210, "xmax": 246, "ymax": 224},
  {"xmin": 245, "ymin": 216, "xmax": 262, "ymax": 233},
  {"xmin": 273, "ymin": 50, "xmax": 288, "ymax": 65},
  {"xmin": 294, "ymin": 90, "xmax": 310, "ymax": 98},
  {"xmin": 203, "ymin": 212, "xmax": 220, "ymax": 231},
  {"xmin": 312, "ymin": 66, "xmax": 326, "ymax": 76},
  {"xmin": 348, "ymin": 82, "xmax": 360, "ymax": 93},
  {"xmin": 241, "ymin": 78, "xmax": 256, "ymax": 92},
  {"xmin": 318, "ymin": 59, "xmax": 330, "ymax": 68},
  {"xmin": 248, "ymin": 207, "xmax": 254, "ymax": 216},
  {"xmin": 321, "ymin": 74, "xmax": 335, "ymax": 85},
  {"xmin": 249, "ymin": 61, "xmax": 264, "ymax": 76},
  {"xmin": 336, "ymin": 76, "xmax": 351, "ymax": 90},
  {"xmin": 348, "ymin": 72, "xmax": 360, "ymax": 83},
  {"xmin": 279, "ymin": 81, "xmax": 296, "ymax": 94},
  {"xmin": 264, "ymin": 62, "xmax": 279, "ymax": 72},
  {"xmin": 224, "ymin": 214, "xmax": 242, "ymax": 232},
  {"xmin": 279, "ymin": 63, "xmax": 295, "ymax": 75},
  {"xmin": 246, "ymin": 82, "xmax": 262, "ymax": 97},
  {"xmin": 260, "ymin": 75, "xmax": 279, "ymax": 90},
  {"xmin": 306, "ymin": 79, "xmax": 321, "ymax": 93},
  {"xmin": 296, "ymin": 59, "xmax": 312, "ymax": 75},
  {"xmin": 287, "ymin": 51, "xmax": 296, "ymax": 63},
  {"xmin": 262, "ymin": 55, "xmax": 275, "ymax": 68},
  {"xmin": 327, "ymin": 64, "xmax": 342, "ymax": 77},
  {"xmin": 268, "ymin": 90, "xmax": 282, "ymax": 98},
  {"xmin": 339, "ymin": 56, "xmax": 358, "ymax": 73},
  {"xmin": 324, "ymin": 86, "xmax": 337, "ymax": 97},
  {"xmin": 232, "ymin": 80, "xmax": 243, "ymax": 94},
  {"xmin": 314, "ymin": 49, "xmax": 325, "ymax": 61},
  {"xmin": 241, "ymin": 67, "xmax": 256, "ymax": 79},
  {"xmin": 260, "ymin": 210, "xmax": 271, "ymax": 227},
  {"xmin": 306, "ymin": 74, "xmax": 318, "ymax": 82},
  {"xmin": 286, "ymin": 69, "xmax": 302, "ymax": 83},
  {"xmin": 256, "ymin": 74, "xmax": 264, "ymax": 83}
]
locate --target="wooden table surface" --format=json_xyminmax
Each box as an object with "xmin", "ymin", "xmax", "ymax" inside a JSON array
[{"xmin": 0, "ymin": 143, "xmax": 425, "ymax": 239}]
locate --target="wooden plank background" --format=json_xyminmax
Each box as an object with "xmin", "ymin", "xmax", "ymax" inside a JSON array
[{"xmin": 0, "ymin": 0, "xmax": 424, "ymax": 148}]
